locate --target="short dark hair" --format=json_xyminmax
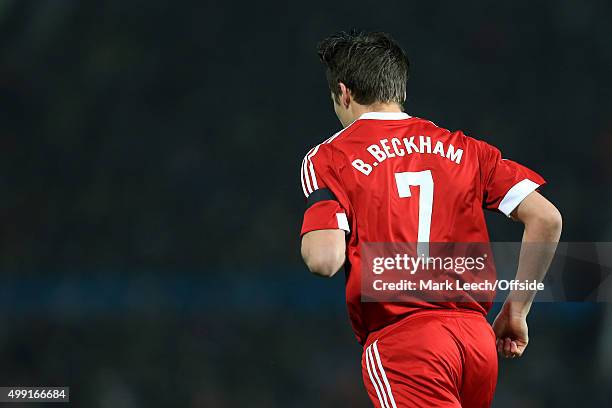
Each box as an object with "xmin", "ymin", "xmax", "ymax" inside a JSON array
[{"xmin": 317, "ymin": 30, "xmax": 409, "ymax": 106}]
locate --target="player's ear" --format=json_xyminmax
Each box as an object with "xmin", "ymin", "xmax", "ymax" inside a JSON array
[{"xmin": 338, "ymin": 82, "xmax": 351, "ymax": 109}]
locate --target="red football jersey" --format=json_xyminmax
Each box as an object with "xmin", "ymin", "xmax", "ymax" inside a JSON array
[{"xmin": 300, "ymin": 111, "xmax": 545, "ymax": 345}]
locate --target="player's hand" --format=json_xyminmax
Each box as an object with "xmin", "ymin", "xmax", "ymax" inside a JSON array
[{"xmin": 492, "ymin": 303, "xmax": 529, "ymax": 358}]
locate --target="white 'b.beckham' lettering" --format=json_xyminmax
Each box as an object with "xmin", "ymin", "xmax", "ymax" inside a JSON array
[{"xmin": 352, "ymin": 136, "xmax": 464, "ymax": 175}]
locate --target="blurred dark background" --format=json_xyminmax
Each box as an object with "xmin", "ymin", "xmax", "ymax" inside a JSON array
[{"xmin": 0, "ymin": 0, "xmax": 611, "ymax": 407}]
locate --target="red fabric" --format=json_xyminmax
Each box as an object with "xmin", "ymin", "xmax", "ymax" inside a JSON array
[
  {"xmin": 300, "ymin": 116, "xmax": 545, "ymax": 345},
  {"xmin": 301, "ymin": 200, "xmax": 347, "ymax": 236},
  {"xmin": 479, "ymin": 142, "xmax": 546, "ymax": 212},
  {"xmin": 361, "ymin": 310, "xmax": 497, "ymax": 408}
]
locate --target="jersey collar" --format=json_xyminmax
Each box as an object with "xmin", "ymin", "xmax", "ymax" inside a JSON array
[{"xmin": 358, "ymin": 111, "xmax": 411, "ymax": 120}]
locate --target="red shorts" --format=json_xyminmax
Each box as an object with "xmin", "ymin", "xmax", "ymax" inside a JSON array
[{"xmin": 361, "ymin": 309, "xmax": 498, "ymax": 408}]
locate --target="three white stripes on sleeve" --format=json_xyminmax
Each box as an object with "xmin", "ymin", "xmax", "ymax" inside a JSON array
[{"xmin": 300, "ymin": 131, "xmax": 344, "ymax": 198}]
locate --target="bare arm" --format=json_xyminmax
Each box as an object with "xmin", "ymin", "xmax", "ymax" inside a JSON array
[
  {"xmin": 301, "ymin": 229, "xmax": 346, "ymax": 277},
  {"xmin": 510, "ymin": 190, "xmax": 563, "ymax": 313},
  {"xmin": 493, "ymin": 190, "xmax": 562, "ymax": 357}
]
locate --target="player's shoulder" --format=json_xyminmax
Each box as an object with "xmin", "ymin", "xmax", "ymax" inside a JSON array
[
  {"xmin": 301, "ymin": 134, "xmax": 334, "ymax": 166},
  {"xmin": 409, "ymin": 116, "xmax": 506, "ymax": 168},
  {"xmin": 301, "ymin": 120, "xmax": 363, "ymax": 162},
  {"xmin": 409, "ymin": 115, "xmax": 466, "ymax": 140},
  {"xmin": 412, "ymin": 116, "xmax": 496, "ymax": 150},
  {"xmin": 300, "ymin": 125, "xmax": 360, "ymax": 197}
]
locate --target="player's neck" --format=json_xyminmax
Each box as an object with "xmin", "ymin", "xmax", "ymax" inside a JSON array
[
  {"xmin": 346, "ymin": 102, "xmax": 404, "ymax": 125},
  {"xmin": 361, "ymin": 102, "xmax": 403, "ymax": 114}
]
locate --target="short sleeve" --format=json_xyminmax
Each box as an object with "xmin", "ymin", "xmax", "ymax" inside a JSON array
[
  {"xmin": 299, "ymin": 143, "xmax": 350, "ymax": 235},
  {"xmin": 479, "ymin": 141, "xmax": 546, "ymax": 217},
  {"xmin": 301, "ymin": 200, "xmax": 350, "ymax": 235}
]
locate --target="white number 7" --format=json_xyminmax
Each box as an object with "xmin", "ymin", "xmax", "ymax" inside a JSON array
[{"xmin": 394, "ymin": 170, "xmax": 434, "ymax": 257}]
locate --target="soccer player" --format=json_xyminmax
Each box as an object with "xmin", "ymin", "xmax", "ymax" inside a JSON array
[{"xmin": 299, "ymin": 30, "xmax": 562, "ymax": 407}]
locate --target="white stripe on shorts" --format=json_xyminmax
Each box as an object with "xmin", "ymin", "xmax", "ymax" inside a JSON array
[
  {"xmin": 365, "ymin": 343, "xmax": 387, "ymax": 408},
  {"xmin": 372, "ymin": 340, "xmax": 397, "ymax": 408},
  {"xmin": 366, "ymin": 342, "xmax": 392, "ymax": 408}
]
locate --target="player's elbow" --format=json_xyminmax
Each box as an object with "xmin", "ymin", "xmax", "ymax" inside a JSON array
[
  {"xmin": 302, "ymin": 247, "xmax": 345, "ymax": 278},
  {"xmin": 301, "ymin": 230, "xmax": 346, "ymax": 277},
  {"xmin": 548, "ymin": 207, "xmax": 563, "ymax": 231},
  {"xmin": 528, "ymin": 205, "xmax": 563, "ymax": 239},
  {"xmin": 516, "ymin": 193, "xmax": 562, "ymax": 239},
  {"xmin": 538, "ymin": 206, "xmax": 562, "ymax": 233}
]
